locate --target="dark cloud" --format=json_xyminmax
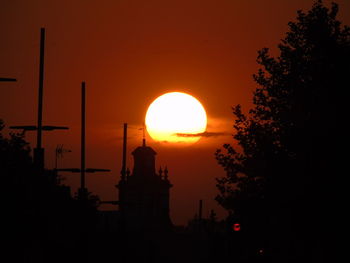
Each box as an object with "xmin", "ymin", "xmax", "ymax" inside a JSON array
[{"xmin": 175, "ymin": 131, "xmax": 229, "ymax": 138}]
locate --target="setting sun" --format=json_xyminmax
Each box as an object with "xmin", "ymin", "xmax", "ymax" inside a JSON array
[{"xmin": 145, "ymin": 92, "xmax": 207, "ymax": 143}]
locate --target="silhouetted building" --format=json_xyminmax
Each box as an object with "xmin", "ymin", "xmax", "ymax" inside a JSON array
[{"xmin": 117, "ymin": 140, "xmax": 172, "ymax": 232}]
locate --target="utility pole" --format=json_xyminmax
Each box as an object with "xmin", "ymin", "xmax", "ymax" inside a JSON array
[
  {"xmin": 35, "ymin": 28, "xmax": 45, "ymax": 170},
  {"xmin": 57, "ymin": 82, "xmax": 110, "ymax": 200},
  {"xmin": 99, "ymin": 123, "xmax": 128, "ymax": 206},
  {"xmin": 120, "ymin": 123, "xmax": 127, "ymax": 181},
  {"xmin": 10, "ymin": 28, "xmax": 68, "ymax": 171},
  {"xmin": 81, "ymin": 82, "xmax": 86, "ymax": 193}
]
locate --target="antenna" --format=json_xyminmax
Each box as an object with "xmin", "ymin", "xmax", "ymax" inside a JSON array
[{"xmin": 55, "ymin": 144, "xmax": 71, "ymax": 170}]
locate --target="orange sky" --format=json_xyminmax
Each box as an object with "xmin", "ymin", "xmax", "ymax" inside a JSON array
[{"xmin": 1, "ymin": 0, "xmax": 349, "ymax": 225}]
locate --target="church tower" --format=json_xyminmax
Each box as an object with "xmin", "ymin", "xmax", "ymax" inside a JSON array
[{"xmin": 117, "ymin": 138, "xmax": 172, "ymax": 232}]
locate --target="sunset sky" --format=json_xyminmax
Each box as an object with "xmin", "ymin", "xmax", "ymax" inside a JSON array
[{"xmin": 1, "ymin": 0, "xmax": 349, "ymax": 225}]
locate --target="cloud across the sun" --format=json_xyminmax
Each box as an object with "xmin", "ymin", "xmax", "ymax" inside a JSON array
[
  {"xmin": 175, "ymin": 131, "xmax": 229, "ymax": 137},
  {"xmin": 172, "ymin": 115, "xmax": 234, "ymax": 146}
]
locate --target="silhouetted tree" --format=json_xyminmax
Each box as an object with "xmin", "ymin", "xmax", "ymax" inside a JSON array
[
  {"xmin": 1, "ymin": 119, "xmax": 33, "ymax": 231},
  {"xmin": 0, "ymin": 119, "xmax": 100, "ymax": 262},
  {"xmin": 215, "ymin": 1, "xmax": 349, "ymax": 262}
]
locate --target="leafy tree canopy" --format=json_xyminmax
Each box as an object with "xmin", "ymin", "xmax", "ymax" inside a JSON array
[
  {"xmin": 215, "ymin": 1, "xmax": 349, "ymax": 260},
  {"xmin": 215, "ymin": 0, "xmax": 349, "ymax": 228}
]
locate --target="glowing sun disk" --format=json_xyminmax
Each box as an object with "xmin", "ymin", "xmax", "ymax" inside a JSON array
[{"xmin": 145, "ymin": 92, "xmax": 207, "ymax": 143}]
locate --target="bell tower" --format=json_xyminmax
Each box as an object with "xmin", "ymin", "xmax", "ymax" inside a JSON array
[
  {"xmin": 117, "ymin": 134, "xmax": 172, "ymax": 232},
  {"xmin": 131, "ymin": 140, "xmax": 156, "ymax": 178}
]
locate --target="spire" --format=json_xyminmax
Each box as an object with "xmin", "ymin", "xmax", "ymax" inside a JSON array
[{"xmin": 142, "ymin": 122, "xmax": 146, "ymax": 147}]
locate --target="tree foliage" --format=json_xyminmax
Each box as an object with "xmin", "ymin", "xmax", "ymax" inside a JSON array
[
  {"xmin": 215, "ymin": 1, "xmax": 349, "ymax": 260},
  {"xmin": 0, "ymin": 119, "xmax": 100, "ymax": 262}
]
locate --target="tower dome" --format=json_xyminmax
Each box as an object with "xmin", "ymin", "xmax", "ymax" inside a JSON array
[{"xmin": 131, "ymin": 145, "xmax": 157, "ymax": 178}]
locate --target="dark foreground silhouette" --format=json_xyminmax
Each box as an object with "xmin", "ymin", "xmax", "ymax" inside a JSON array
[
  {"xmin": 1, "ymin": 1, "xmax": 348, "ymax": 262},
  {"xmin": 1, "ymin": 119, "xmax": 245, "ymax": 263},
  {"xmin": 215, "ymin": 1, "xmax": 347, "ymax": 262}
]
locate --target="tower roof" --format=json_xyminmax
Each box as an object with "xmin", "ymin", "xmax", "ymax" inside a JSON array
[{"xmin": 132, "ymin": 145, "xmax": 157, "ymax": 156}]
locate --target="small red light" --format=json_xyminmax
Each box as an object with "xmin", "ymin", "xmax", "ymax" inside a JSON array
[{"xmin": 233, "ymin": 223, "xmax": 241, "ymax": 231}]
